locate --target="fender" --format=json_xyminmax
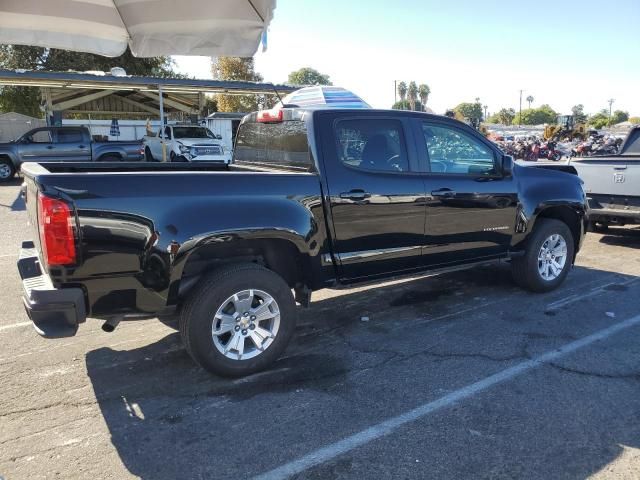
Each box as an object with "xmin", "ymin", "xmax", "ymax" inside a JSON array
[
  {"xmin": 163, "ymin": 192, "xmax": 330, "ymax": 304},
  {"xmin": 0, "ymin": 149, "xmax": 20, "ymax": 169},
  {"xmin": 94, "ymin": 145, "xmax": 129, "ymax": 160},
  {"xmin": 511, "ymin": 163, "xmax": 588, "ymax": 251}
]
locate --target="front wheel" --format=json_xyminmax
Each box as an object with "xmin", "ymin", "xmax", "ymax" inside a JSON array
[
  {"xmin": 179, "ymin": 264, "xmax": 296, "ymax": 377},
  {"xmin": 0, "ymin": 159, "xmax": 16, "ymax": 182},
  {"xmin": 511, "ymin": 218, "xmax": 575, "ymax": 292}
]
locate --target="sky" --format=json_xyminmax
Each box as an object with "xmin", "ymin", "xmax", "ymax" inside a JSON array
[{"xmin": 173, "ymin": 0, "xmax": 640, "ymax": 117}]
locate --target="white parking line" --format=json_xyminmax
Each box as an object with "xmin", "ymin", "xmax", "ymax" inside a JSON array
[
  {"xmin": 252, "ymin": 313, "xmax": 640, "ymax": 480},
  {"xmin": 0, "ymin": 321, "xmax": 32, "ymax": 332},
  {"xmin": 546, "ymin": 276, "xmax": 640, "ymax": 311}
]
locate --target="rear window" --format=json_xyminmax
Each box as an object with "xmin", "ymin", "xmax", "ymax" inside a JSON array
[
  {"xmin": 56, "ymin": 129, "xmax": 84, "ymax": 143},
  {"xmin": 234, "ymin": 120, "xmax": 313, "ymax": 171}
]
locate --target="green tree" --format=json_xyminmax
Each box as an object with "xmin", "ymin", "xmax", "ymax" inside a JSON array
[
  {"xmin": 571, "ymin": 104, "xmax": 587, "ymax": 124},
  {"xmin": 526, "ymin": 95, "xmax": 534, "ymax": 108},
  {"xmin": 588, "ymin": 110, "xmax": 609, "ymax": 129},
  {"xmin": 611, "ymin": 110, "xmax": 629, "ymax": 125},
  {"xmin": 212, "ymin": 57, "xmax": 263, "ymax": 112},
  {"xmin": 488, "ymin": 107, "xmax": 516, "ymax": 125},
  {"xmin": 454, "ymin": 101, "xmax": 483, "ymax": 124},
  {"xmin": 392, "ymin": 100, "xmax": 423, "ymax": 111},
  {"xmin": 418, "ymin": 84, "xmax": 430, "ymax": 110},
  {"xmin": 0, "ymin": 45, "xmax": 175, "ymax": 116},
  {"xmin": 397, "ymin": 82, "xmax": 407, "ymax": 106},
  {"xmin": 407, "ymin": 81, "xmax": 418, "ymax": 111},
  {"xmin": 287, "ymin": 67, "xmax": 332, "ymax": 86},
  {"xmin": 513, "ymin": 104, "xmax": 557, "ymax": 125}
]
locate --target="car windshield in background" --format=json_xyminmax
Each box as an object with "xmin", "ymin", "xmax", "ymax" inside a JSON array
[
  {"xmin": 234, "ymin": 120, "xmax": 313, "ymax": 171},
  {"xmin": 173, "ymin": 127, "xmax": 215, "ymax": 139}
]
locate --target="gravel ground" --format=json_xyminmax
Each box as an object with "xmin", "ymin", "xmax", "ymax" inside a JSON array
[{"xmin": 1, "ymin": 179, "xmax": 640, "ymax": 480}]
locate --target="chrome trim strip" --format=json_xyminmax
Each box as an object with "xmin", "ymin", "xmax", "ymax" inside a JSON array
[{"xmin": 336, "ymin": 246, "xmax": 421, "ymax": 265}]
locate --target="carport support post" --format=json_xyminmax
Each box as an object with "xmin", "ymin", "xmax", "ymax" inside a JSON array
[{"xmin": 159, "ymin": 85, "xmax": 166, "ymax": 162}]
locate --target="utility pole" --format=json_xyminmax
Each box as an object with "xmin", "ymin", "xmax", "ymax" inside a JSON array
[
  {"xmin": 519, "ymin": 90, "xmax": 523, "ymax": 127},
  {"xmin": 483, "ymin": 105, "xmax": 488, "ymax": 120},
  {"xmin": 394, "ymin": 80, "xmax": 397, "ymax": 106},
  {"xmin": 608, "ymin": 98, "xmax": 615, "ymax": 124}
]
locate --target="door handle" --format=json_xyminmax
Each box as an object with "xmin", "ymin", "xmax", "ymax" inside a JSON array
[
  {"xmin": 46, "ymin": 145, "xmax": 54, "ymax": 149},
  {"xmin": 339, "ymin": 190, "xmax": 371, "ymax": 200},
  {"xmin": 78, "ymin": 145, "xmax": 87, "ymax": 149},
  {"xmin": 431, "ymin": 188, "xmax": 456, "ymax": 198}
]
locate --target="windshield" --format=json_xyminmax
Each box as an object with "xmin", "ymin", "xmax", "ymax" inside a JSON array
[{"xmin": 172, "ymin": 127, "xmax": 215, "ymax": 139}]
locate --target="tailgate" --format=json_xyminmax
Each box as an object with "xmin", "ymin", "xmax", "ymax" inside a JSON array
[
  {"xmin": 22, "ymin": 174, "xmax": 44, "ymax": 260},
  {"xmin": 571, "ymin": 158, "xmax": 640, "ymax": 197}
]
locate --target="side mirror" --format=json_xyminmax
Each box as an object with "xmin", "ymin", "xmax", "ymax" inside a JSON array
[{"xmin": 502, "ymin": 155, "xmax": 514, "ymax": 177}]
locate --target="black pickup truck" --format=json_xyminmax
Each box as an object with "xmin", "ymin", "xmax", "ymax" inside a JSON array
[{"xmin": 18, "ymin": 108, "xmax": 588, "ymax": 376}]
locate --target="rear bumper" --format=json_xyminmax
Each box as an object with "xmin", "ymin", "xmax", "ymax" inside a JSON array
[
  {"xmin": 587, "ymin": 197, "xmax": 640, "ymax": 225},
  {"xmin": 18, "ymin": 242, "xmax": 86, "ymax": 338},
  {"xmin": 186, "ymin": 155, "xmax": 230, "ymax": 164}
]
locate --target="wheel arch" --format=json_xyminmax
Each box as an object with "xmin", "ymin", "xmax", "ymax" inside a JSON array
[
  {"xmin": 168, "ymin": 236, "xmax": 316, "ymax": 305},
  {"xmin": 533, "ymin": 205, "xmax": 583, "ymax": 259},
  {"xmin": 96, "ymin": 151, "xmax": 124, "ymax": 161}
]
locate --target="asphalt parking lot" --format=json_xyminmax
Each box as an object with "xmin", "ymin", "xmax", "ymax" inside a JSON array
[{"xmin": 1, "ymin": 180, "xmax": 640, "ymax": 480}]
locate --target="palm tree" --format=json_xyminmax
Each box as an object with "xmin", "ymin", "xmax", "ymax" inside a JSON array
[
  {"xmin": 408, "ymin": 81, "xmax": 418, "ymax": 111},
  {"xmin": 526, "ymin": 95, "xmax": 534, "ymax": 108},
  {"xmin": 397, "ymin": 82, "xmax": 407, "ymax": 108},
  {"xmin": 418, "ymin": 84, "xmax": 431, "ymax": 111}
]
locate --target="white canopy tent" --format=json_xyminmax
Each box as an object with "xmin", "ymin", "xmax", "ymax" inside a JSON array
[{"xmin": 0, "ymin": 0, "xmax": 276, "ymax": 57}]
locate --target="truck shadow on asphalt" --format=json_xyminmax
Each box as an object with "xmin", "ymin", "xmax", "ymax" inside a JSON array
[
  {"xmin": 599, "ymin": 227, "xmax": 640, "ymax": 250},
  {"xmin": 84, "ymin": 264, "xmax": 639, "ymax": 480}
]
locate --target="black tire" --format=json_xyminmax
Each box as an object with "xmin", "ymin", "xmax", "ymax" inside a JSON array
[
  {"xmin": 145, "ymin": 146, "xmax": 155, "ymax": 162},
  {"xmin": 179, "ymin": 263, "xmax": 296, "ymax": 377},
  {"xmin": 173, "ymin": 155, "xmax": 189, "ymax": 163},
  {"xmin": 511, "ymin": 218, "xmax": 575, "ymax": 293},
  {"xmin": 0, "ymin": 158, "xmax": 16, "ymax": 182}
]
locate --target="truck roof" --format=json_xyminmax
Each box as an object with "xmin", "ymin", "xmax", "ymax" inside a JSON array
[{"xmin": 241, "ymin": 108, "xmax": 451, "ymax": 125}]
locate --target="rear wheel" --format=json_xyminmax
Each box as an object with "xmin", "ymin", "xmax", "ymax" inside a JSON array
[
  {"xmin": 511, "ymin": 218, "xmax": 574, "ymax": 292},
  {"xmin": 0, "ymin": 159, "xmax": 16, "ymax": 182},
  {"xmin": 179, "ymin": 264, "xmax": 296, "ymax": 377}
]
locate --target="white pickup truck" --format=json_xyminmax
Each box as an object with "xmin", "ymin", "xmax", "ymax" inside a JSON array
[
  {"xmin": 143, "ymin": 124, "xmax": 231, "ymax": 164},
  {"xmin": 570, "ymin": 125, "xmax": 640, "ymax": 230}
]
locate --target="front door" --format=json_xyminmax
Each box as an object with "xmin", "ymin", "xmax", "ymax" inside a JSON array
[
  {"xmin": 18, "ymin": 128, "xmax": 55, "ymax": 161},
  {"xmin": 321, "ymin": 114, "xmax": 426, "ymax": 281},
  {"xmin": 414, "ymin": 120, "xmax": 519, "ymax": 266}
]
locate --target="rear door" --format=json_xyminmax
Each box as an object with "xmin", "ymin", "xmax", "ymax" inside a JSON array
[
  {"xmin": 319, "ymin": 113, "xmax": 427, "ymax": 281},
  {"xmin": 413, "ymin": 119, "xmax": 519, "ymax": 266},
  {"xmin": 53, "ymin": 128, "xmax": 91, "ymax": 161}
]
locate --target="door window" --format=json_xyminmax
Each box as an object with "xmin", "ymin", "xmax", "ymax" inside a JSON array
[
  {"xmin": 335, "ymin": 119, "xmax": 409, "ymax": 173},
  {"xmin": 164, "ymin": 126, "xmax": 172, "ymax": 139},
  {"xmin": 56, "ymin": 129, "xmax": 84, "ymax": 143},
  {"xmin": 421, "ymin": 124, "xmax": 496, "ymax": 175},
  {"xmin": 25, "ymin": 129, "xmax": 52, "ymax": 143}
]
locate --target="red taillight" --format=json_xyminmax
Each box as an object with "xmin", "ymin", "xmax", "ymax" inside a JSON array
[
  {"xmin": 257, "ymin": 109, "xmax": 283, "ymax": 123},
  {"xmin": 37, "ymin": 193, "xmax": 76, "ymax": 266}
]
